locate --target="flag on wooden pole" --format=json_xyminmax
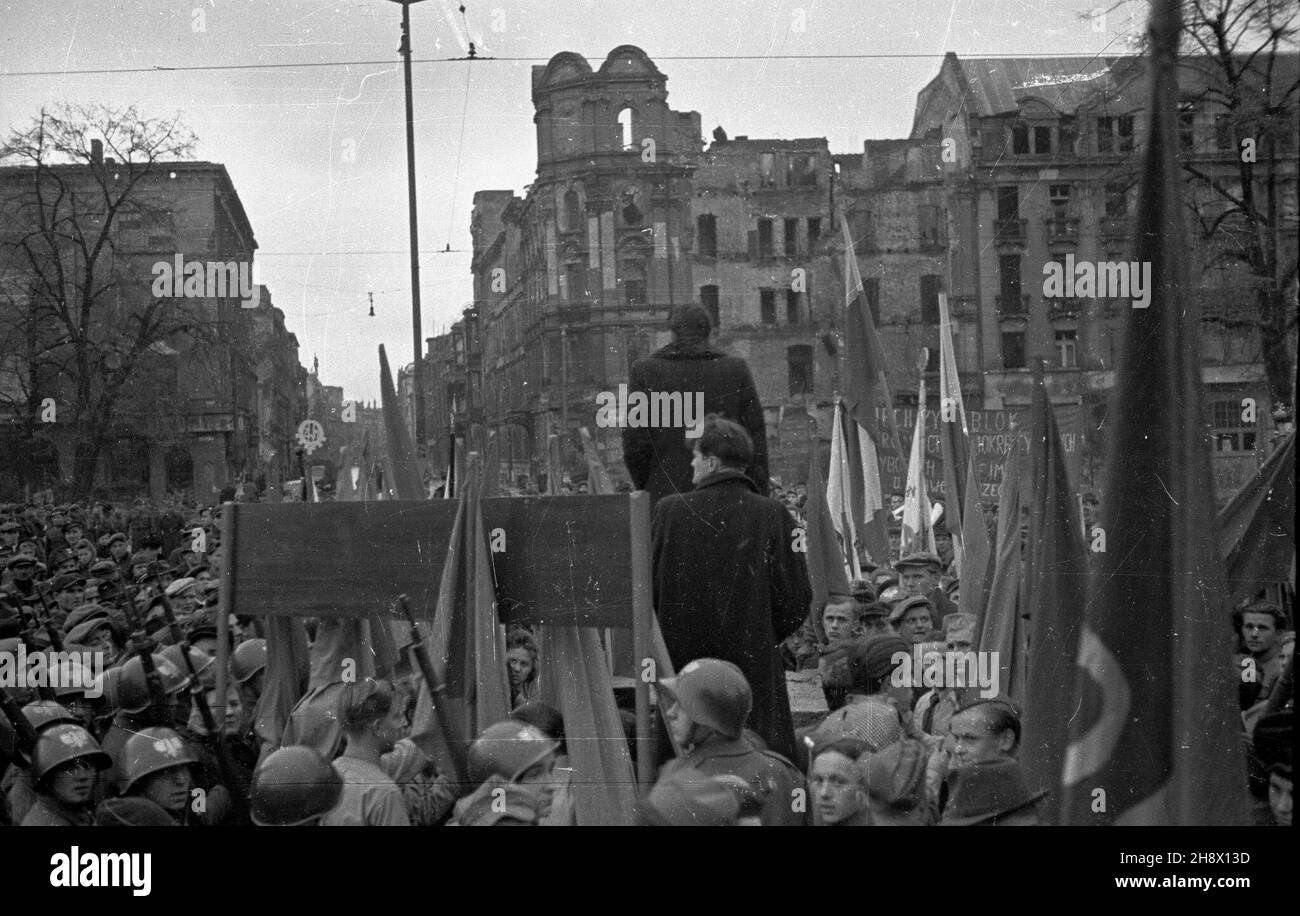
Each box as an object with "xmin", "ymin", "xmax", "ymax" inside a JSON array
[
  {"xmin": 807, "ymin": 435, "xmax": 853, "ymax": 615},
  {"xmin": 901, "ymin": 360, "xmax": 936, "ymax": 556},
  {"xmin": 937, "ymin": 293, "xmax": 970, "ymax": 562},
  {"xmin": 1060, "ymin": 0, "xmax": 1250, "ymax": 825}
]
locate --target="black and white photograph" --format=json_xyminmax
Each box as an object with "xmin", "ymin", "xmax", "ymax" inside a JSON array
[{"xmin": 0, "ymin": 0, "xmax": 1294, "ymax": 891}]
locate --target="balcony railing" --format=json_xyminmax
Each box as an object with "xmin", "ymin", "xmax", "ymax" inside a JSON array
[
  {"xmin": 1100, "ymin": 217, "xmax": 1130, "ymax": 242},
  {"xmin": 996, "ymin": 294, "xmax": 1029, "ymax": 316},
  {"xmin": 1046, "ymin": 217, "xmax": 1080, "ymax": 244},
  {"xmin": 1047, "ymin": 296, "xmax": 1084, "ymax": 318},
  {"xmin": 993, "ymin": 217, "xmax": 1027, "ymax": 245},
  {"xmin": 949, "ymin": 295, "xmax": 978, "ymax": 316},
  {"xmin": 556, "ymin": 300, "xmax": 592, "ymax": 325}
]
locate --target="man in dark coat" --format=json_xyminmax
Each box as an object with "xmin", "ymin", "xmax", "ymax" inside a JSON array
[
  {"xmin": 651, "ymin": 416, "xmax": 811, "ymax": 761},
  {"xmin": 623, "ymin": 303, "xmax": 768, "ymax": 505}
]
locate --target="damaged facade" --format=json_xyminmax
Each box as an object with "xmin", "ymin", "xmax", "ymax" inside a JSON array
[{"xmin": 424, "ymin": 48, "xmax": 1295, "ymax": 499}]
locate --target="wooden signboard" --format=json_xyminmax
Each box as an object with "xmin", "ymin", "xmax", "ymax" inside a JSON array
[{"xmin": 221, "ymin": 494, "xmax": 639, "ymax": 628}]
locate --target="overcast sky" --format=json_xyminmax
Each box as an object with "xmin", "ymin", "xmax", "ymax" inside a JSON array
[{"xmin": 0, "ymin": 0, "xmax": 1138, "ymax": 403}]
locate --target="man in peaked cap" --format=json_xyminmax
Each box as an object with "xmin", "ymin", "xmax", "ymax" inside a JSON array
[
  {"xmin": 895, "ymin": 551, "xmax": 957, "ymax": 621},
  {"xmin": 4, "ymin": 554, "xmax": 40, "ymax": 602}
]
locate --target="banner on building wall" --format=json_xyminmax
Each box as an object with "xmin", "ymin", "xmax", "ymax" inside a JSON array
[{"xmin": 873, "ymin": 405, "xmax": 1087, "ymax": 503}]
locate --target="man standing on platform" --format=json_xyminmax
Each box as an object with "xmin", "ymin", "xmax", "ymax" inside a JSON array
[
  {"xmin": 623, "ymin": 303, "xmax": 769, "ymax": 505},
  {"xmin": 651, "ymin": 416, "xmax": 811, "ymax": 761}
]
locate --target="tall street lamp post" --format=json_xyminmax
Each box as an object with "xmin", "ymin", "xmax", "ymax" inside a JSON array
[{"xmin": 388, "ymin": 0, "xmax": 428, "ymax": 446}]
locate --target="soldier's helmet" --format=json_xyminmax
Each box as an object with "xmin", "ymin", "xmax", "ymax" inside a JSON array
[
  {"xmin": 158, "ymin": 644, "xmax": 216, "ymax": 690},
  {"xmin": 99, "ymin": 666, "xmax": 124, "ymax": 710},
  {"xmin": 249, "ymin": 745, "xmax": 343, "ymax": 826},
  {"xmin": 119, "ymin": 726, "xmax": 198, "ymax": 794},
  {"xmin": 116, "ymin": 655, "xmax": 190, "ymax": 715},
  {"xmin": 51, "ymin": 659, "xmax": 100, "ymax": 700},
  {"xmin": 467, "ymin": 721, "xmax": 560, "ymax": 785},
  {"xmin": 22, "ymin": 699, "xmax": 80, "ymax": 732},
  {"xmin": 656, "ymin": 658, "xmax": 752, "ymax": 740},
  {"xmin": 231, "ymin": 639, "xmax": 268, "ymax": 685},
  {"xmin": 31, "ymin": 723, "xmax": 111, "ymax": 783}
]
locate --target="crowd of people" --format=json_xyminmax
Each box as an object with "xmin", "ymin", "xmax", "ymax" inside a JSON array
[{"xmin": 0, "ymin": 305, "xmax": 1292, "ymax": 827}]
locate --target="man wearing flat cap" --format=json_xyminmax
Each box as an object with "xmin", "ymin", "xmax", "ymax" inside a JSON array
[
  {"xmin": 890, "ymin": 594, "xmax": 937, "ymax": 646},
  {"xmin": 895, "ymin": 551, "xmax": 957, "ymax": 622}
]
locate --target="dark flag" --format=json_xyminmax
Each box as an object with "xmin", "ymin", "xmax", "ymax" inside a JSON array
[
  {"xmin": 806, "ymin": 436, "xmax": 853, "ymax": 615},
  {"xmin": 977, "ymin": 432, "xmax": 1027, "ymax": 704},
  {"xmin": 956, "ymin": 451, "xmax": 993, "ymax": 623},
  {"xmin": 1021, "ymin": 363, "xmax": 1089, "ymax": 824},
  {"xmin": 1060, "ymin": 0, "xmax": 1250, "ymax": 825},
  {"xmin": 841, "ymin": 215, "xmax": 903, "ymax": 458},
  {"xmin": 1216, "ymin": 431, "xmax": 1295, "ymax": 608}
]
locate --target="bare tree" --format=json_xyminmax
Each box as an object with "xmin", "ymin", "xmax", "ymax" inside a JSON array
[
  {"xmin": 1098, "ymin": 0, "xmax": 1299, "ymax": 421},
  {"xmin": 0, "ymin": 103, "xmax": 211, "ymax": 498}
]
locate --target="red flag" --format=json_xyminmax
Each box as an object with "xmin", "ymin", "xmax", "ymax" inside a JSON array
[
  {"xmin": 956, "ymin": 452, "xmax": 993, "ymax": 623},
  {"xmin": 1216, "ymin": 431, "xmax": 1295, "ymax": 608},
  {"xmin": 1060, "ymin": 0, "xmax": 1250, "ymax": 825},
  {"xmin": 1020, "ymin": 364, "xmax": 1090, "ymax": 823},
  {"xmin": 828, "ymin": 399, "xmax": 889, "ymax": 569},
  {"xmin": 807, "ymin": 436, "xmax": 853, "ymax": 614},
  {"xmin": 841, "ymin": 215, "xmax": 903, "ymax": 459},
  {"xmin": 976, "ymin": 433, "xmax": 1026, "ymax": 705}
]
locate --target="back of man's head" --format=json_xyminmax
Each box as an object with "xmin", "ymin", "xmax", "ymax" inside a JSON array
[
  {"xmin": 669, "ymin": 303, "xmax": 712, "ymax": 345},
  {"xmin": 340, "ymin": 678, "xmax": 394, "ymax": 732},
  {"xmin": 697, "ymin": 416, "xmax": 753, "ymax": 470}
]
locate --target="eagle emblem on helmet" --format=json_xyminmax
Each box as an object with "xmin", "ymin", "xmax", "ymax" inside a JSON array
[
  {"xmin": 153, "ymin": 736, "xmax": 184, "ymax": 757},
  {"xmin": 59, "ymin": 729, "xmax": 89, "ymax": 748}
]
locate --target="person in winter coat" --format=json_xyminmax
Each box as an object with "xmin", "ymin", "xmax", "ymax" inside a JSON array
[
  {"xmin": 651, "ymin": 417, "xmax": 811, "ymax": 762},
  {"xmin": 622, "ymin": 303, "xmax": 769, "ymax": 506}
]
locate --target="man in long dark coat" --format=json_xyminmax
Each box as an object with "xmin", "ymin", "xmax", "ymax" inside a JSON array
[
  {"xmin": 651, "ymin": 416, "xmax": 811, "ymax": 762},
  {"xmin": 623, "ymin": 303, "xmax": 768, "ymax": 505}
]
